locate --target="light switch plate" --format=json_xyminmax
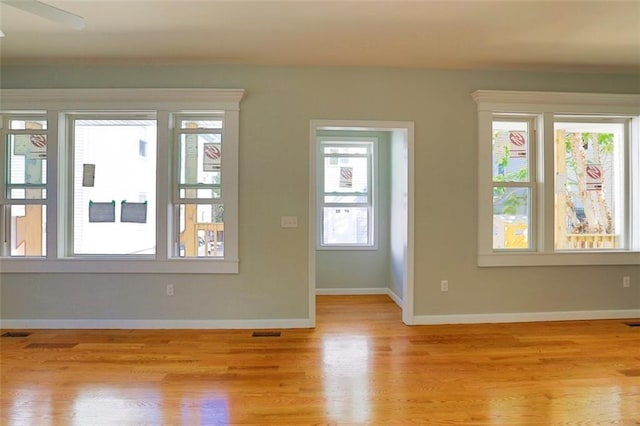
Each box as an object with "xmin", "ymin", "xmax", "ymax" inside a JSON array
[{"xmin": 281, "ymin": 216, "xmax": 298, "ymax": 228}]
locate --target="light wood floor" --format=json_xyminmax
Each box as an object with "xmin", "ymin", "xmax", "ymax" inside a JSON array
[{"xmin": 1, "ymin": 295, "xmax": 639, "ymax": 425}]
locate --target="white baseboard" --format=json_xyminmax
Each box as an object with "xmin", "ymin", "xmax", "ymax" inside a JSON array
[
  {"xmin": 0, "ymin": 318, "xmax": 314, "ymax": 330},
  {"xmin": 316, "ymin": 287, "xmax": 389, "ymax": 296},
  {"xmin": 387, "ymin": 289, "xmax": 403, "ymax": 307},
  {"xmin": 412, "ymin": 309, "xmax": 640, "ymax": 325},
  {"xmin": 6, "ymin": 308, "xmax": 635, "ymax": 330}
]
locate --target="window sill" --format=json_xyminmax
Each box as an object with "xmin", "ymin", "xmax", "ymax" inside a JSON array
[
  {"xmin": 478, "ymin": 251, "xmax": 640, "ymax": 267},
  {"xmin": 0, "ymin": 258, "xmax": 239, "ymax": 274}
]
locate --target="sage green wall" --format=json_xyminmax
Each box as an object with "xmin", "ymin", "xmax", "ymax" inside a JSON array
[
  {"xmin": 315, "ymin": 130, "xmax": 391, "ymax": 291},
  {"xmin": 0, "ymin": 64, "xmax": 638, "ymax": 322}
]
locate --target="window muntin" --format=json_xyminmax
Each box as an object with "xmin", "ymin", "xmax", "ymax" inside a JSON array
[
  {"xmin": 554, "ymin": 120, "xmax": 626, "ymax": 250},
  {"xmin": 175, "ymin": 114, "xmax": 225, "ymax": 258},
  {"xmin": 319, "ymin": 139, "xmax": 375, "ymax": 248},
  {"xmin": 492, "ymin": 118, "xmax": 535, "ymax": 250},
  {"xmin": 1, "ymin": 115, "xmax": 48, "ymax": 257},
  {"xmin": 71, "ymin": 116, "xmax": 157, "ymax": 255}
]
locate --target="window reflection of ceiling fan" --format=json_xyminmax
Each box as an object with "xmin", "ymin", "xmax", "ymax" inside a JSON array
[{"xmin": 0, "ymin": 0, "xmax": 86, "ymax": 37}]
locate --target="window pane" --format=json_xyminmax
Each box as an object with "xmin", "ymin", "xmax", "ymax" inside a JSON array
[
  {"xmin": 179, "ymin": 188, "xmax": 221, "ymax": 199},
  {"xmin": 179, "ymin": 134, "xmax": 222, "ymax": 190},
  {"xmin": 554, "ymin": 122, "xmax": 623, "ymax": 250},
  {"xmin": 6, "ymin": 134, "xmax": 47, "ymax": 191},
  {"xmin": 73, "ymin": 119, "xmax": 157, "ymax": 255},
  {"xmin": 9, "ymin": 189, "xmax": 47, "ymax": 199},
  {"xmin": 324, "ymin": 195, "xmax": 368, "ymax": 204},
  {"xmin": 322, "ymin": 207, "xmax": 370, "ymax": 245},
  {"xmin": 323, "ymin": 146, "xmax": 367, "ymax": 155},
  {"xmin": 180, "ymin": 119, "xmax": 223, "ymax": 129},
  {"xmin": 324, "ymin": 157, "xmax": 368, "ymax": 194},
  {"xmin": 493, "ymin": 187, "xmax": 530, "ymax": 249},
  {"xmin": 9, "ymin": 119, "xmax": 47, "ymax": 130},
  {"xmin": 178, "ymin": 203, "xmax": 224, "ymax": 257},
  {"xmin": 492, "ymin": 121, "xmax": 529, "ymax": 182},
  {"xmin": 8, "ymin": 204, "xmax": 46, "ymax": 256}
]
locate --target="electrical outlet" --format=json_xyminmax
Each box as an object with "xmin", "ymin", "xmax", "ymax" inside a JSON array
[
  {"xmin": 166, "ymin": 284, "xmax": 175, "ymax": 296},
  {"xmin": 623, "ymin": 276, "xmax": 630, "ymax": 288},
  {"xmin": 440, "ymin": 280, "xmax": 449, "ymax": 292}
]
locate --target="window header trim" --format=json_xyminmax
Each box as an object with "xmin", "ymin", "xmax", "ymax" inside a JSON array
[
  {"xmin": 0, "ymin": 88, "xmax": 245, "ymax": 111},
  {"xmin": 472, "ymin": 90, "xmax": 640, "ymax": 113}
]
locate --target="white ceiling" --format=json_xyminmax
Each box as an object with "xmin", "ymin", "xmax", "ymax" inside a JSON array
[{"xmin": 1, "ymin": 0, "xmax": 639, "ymax": 73}]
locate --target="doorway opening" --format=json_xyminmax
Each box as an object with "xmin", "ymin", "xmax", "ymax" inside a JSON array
[{"xmin": 309, "ymin": 120, "xmax": 414, "ymax": 325}]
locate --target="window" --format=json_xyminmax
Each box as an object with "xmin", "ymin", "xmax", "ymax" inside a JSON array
[
  {"xmin": 1, "ymin": 115, "xmax": 48, "ymax": 256},
  {"xmin": 492, "ymin": 117, "xmax": 535, "ymax": 250},
  {"xmin": 474, "ymin": 90, "xmax": 640, "ymax": 266},
  {"xmin": 0, "ymin": 88, "xmax": 243, "ymax": 273},
  {"xmin": 70, "ymin": 116, "xmax": 157, "ymax": 255},
  {"xmin": 554, "ymin": 120, "xmax": 626, "ymax": 250},
  {"xmin": 174, "ymin": 115, "xmax": 225, "ymax": 258},
  {"xmin": 318, "ymin": 138, "xmax": 377, "ymax": 248}
]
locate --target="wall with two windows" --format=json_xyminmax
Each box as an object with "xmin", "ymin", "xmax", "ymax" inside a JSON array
[{"xmin": 1, "ymin": 63, "xmax": 638, "ymax": 325}]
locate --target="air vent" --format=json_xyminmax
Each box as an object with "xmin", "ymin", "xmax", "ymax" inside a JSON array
[
  {"xmin": 25, "ymin": 343, "xmax": 77, "ymax": 349},
  {"xmin": 252, "ymin": 331, "xmax": 281, "ymax": 337},
  {"xmin": 1, "ymin": 332, "xmax": 31, "ymax": 338}
]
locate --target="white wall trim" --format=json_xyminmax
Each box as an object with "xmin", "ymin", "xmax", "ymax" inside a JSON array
[
  {"xmin": 0, "ymin": 318, "xmax": 313, "ymax": 330},
  {"xmin": 0, "ymin": 258, "xmax": 240, "ymax": 274},
  {"xmin": 387, "ymin": 288, "xmax": 403, "ymax": 308},
  {"xmin": 309, "ymin": 119, "xmax": 414, "ymax": 329},
  {"xmin": 412, "ymin": 309, "xmax": 640, "ymax": 325},
  {"xmin": 0, "ymin": 88, "xmax": 246, "ymax": 110},
  {"xmin": 316, "ymin": 287, "xmax": 389, "ymax": 295},
  {"xmin": 472, "ymin": 90, "xmax": 640, "ymax": 113}
]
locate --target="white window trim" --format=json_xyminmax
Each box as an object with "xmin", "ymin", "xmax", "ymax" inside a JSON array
[
  {"xmin": 316, "ymin": 136, "xmax": 378, "ymax": 250},
  {"xmin": 473, "ymin": 90, "xmax": 640, "ymax": 267},
  {"xmin": 0, "ymin": 88, "xmax": 244, "ymax": 273}
]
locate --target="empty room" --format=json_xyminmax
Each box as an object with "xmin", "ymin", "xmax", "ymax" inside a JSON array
[{"xmin": 1, "ymin": 0, "xmax": 639, "ymax": 424}]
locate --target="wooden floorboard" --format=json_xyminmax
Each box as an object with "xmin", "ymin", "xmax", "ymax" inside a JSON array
[{"xmin": 1, "ymin": 295, "xmax": 639, "ymax": 425}]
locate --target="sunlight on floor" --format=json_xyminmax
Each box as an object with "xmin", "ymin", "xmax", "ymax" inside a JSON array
[{"xmin": 322, "ymin": 334, "xmax": 371, "ymax": 423}]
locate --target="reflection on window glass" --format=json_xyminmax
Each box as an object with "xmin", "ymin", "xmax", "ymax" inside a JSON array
[
  {"xmin": 555, "ymin": 122, "xmax": 623, "ymax": 250},
  {"xmin": 73, "ymin": 119, "xmax": 157, "ymax": 255}
]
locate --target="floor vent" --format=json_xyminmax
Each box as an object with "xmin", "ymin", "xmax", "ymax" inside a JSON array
[
  {"xmin": 25, "ymin": 343, "xmax": 77, "ymax": 349},
  {"xmin": 1, "ymin": 332, "xmax": 31, "ymax": 338},
  {"xmin": 252, "ymin": 331, "xmax": 281, "ymax": 337},
  {"xmin": 624, "ymin": 322, "xmax": 640, "ymax": 327}
]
